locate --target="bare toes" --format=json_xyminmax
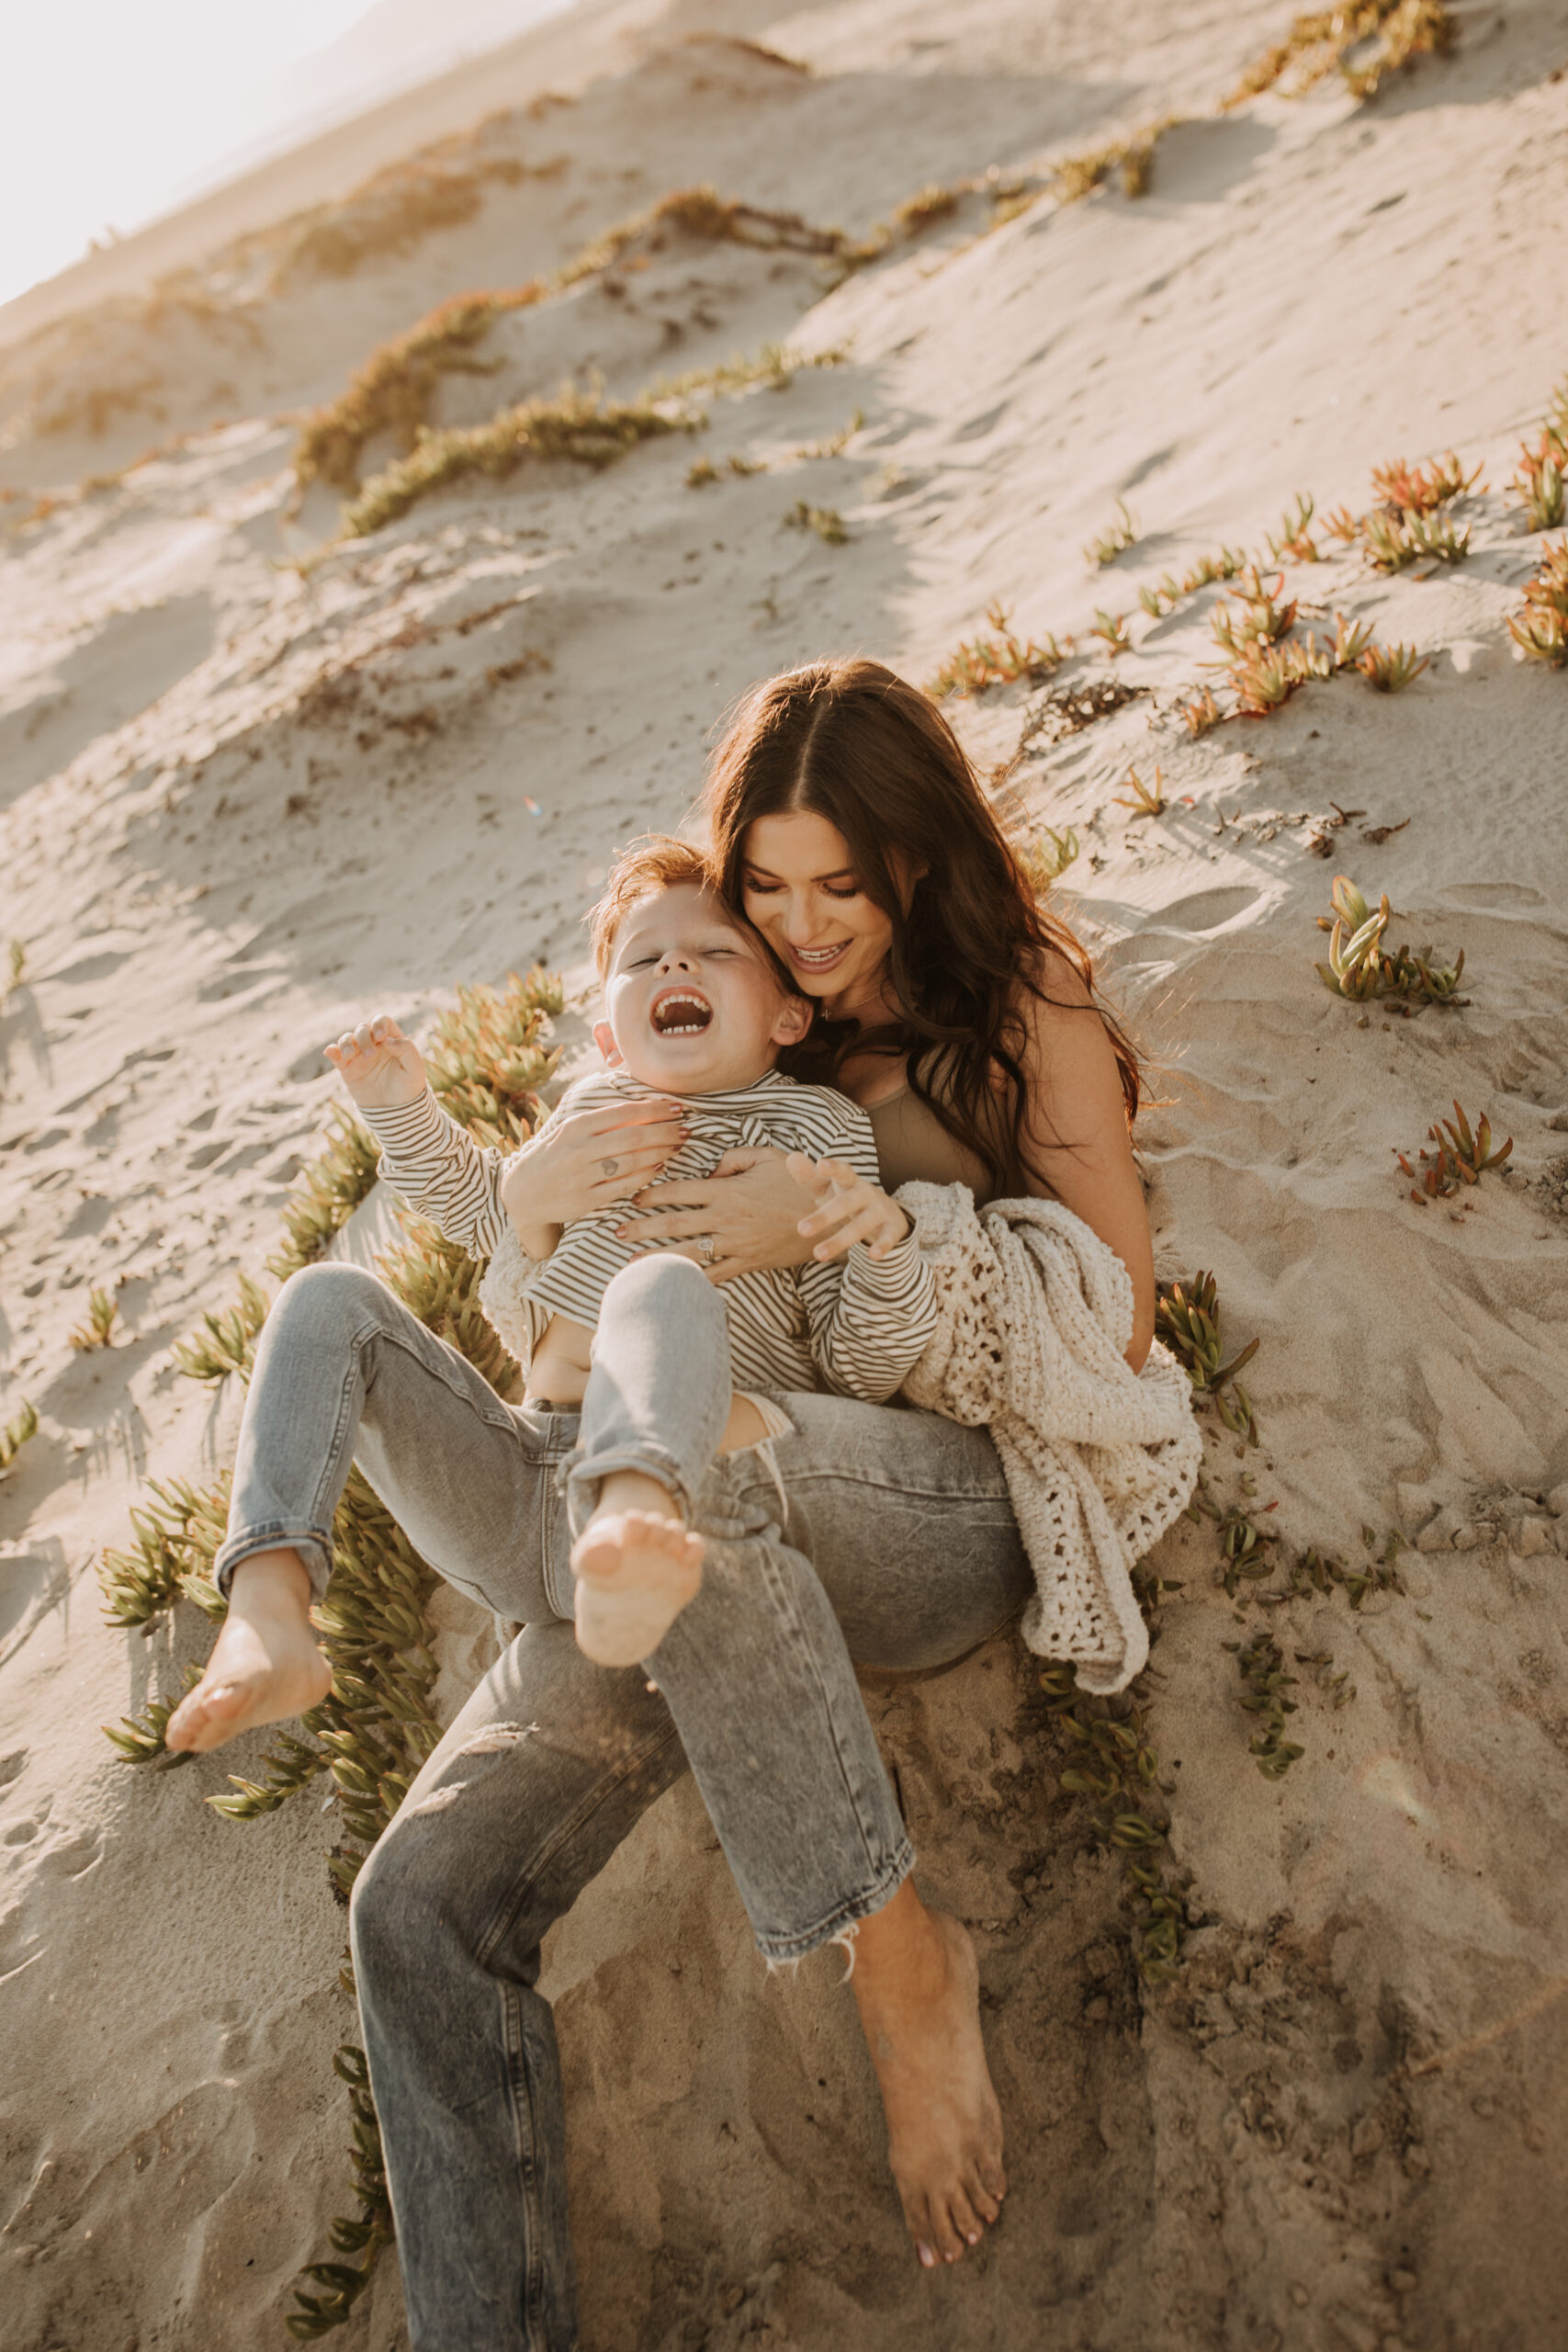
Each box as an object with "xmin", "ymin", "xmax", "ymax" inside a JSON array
[
  {"xmin": 946, "ymin": 2185, "xmax": 985, "ymax": 2247},
  {"xmin": 963, "ymin": 2165, "xmax": 1000, "ymax": 2227},
  {"xmin": 929, "ymin": 2207, "xmax": 965, "ymax": 2265},
  {"xmin": 167, "ymin": 1682, "xmax": 236, "ymax": 1750},
  {"xmin": 902, "ymin": 2195, "xmax": 936, "ymax": 2267},
  {"xmin": 172, "ymin": 1683, "xmax": 249, "ymax": 1751}
]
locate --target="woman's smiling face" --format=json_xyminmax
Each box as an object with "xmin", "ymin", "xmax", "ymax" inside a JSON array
[{"xmin": 739, "ymin": 809, "xmax": 896, "ymax": 1009}]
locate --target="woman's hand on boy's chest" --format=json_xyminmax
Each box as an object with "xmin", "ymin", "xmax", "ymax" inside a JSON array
[{"xmin": 624, "ymin": 1146, "xmax": 821, "ymax": 1282}]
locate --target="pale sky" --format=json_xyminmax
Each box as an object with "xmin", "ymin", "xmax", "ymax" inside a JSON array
[{"xmin": 0, "ymin": 0, "xmax": 567, "ymax": 311}]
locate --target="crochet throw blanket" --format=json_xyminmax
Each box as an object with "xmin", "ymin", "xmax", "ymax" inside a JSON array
[{"xmin": 895, "ymin": 1182, "xmax": 1201, "ymax": 1694}]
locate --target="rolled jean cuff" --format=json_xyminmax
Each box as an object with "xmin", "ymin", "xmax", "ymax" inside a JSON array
[
  {"xmin": 564, "ymin": 1442, "xmax": 692, "ymax": 1536},
  {"xmin": 215, "ymin": 1522, "xmax": 335, "ymax": 1606},
  {"xmin": 753, "ymin": 1835, "xmax": 916, "ymax": 1965}
]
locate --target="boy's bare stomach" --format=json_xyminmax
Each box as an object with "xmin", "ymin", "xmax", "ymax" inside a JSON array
[
  {"xmin": 525, "ymin": 1315, "xmax": 593, "ymax": 1408},
  {"xmin": 524, "ymin": 1313, "xmax": 768, "ymax": 1453}
]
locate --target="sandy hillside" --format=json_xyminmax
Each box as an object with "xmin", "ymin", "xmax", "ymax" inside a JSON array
[{"xmin": 4, "ymin": 2, "xmax": 1568, "ymax": 2347}]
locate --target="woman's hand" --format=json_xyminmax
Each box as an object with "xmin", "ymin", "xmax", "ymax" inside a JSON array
[
  {"xmin": 501, "ymin": 1099, "xmax": 690, "ymax": 1235},
  {"xmin": 626, "ymin": 1146, "xmax": 821, "ymax": 1283},
  {"xmin": 787, "ymin": 1153, "xmax": 912, "ymax": 1262}
]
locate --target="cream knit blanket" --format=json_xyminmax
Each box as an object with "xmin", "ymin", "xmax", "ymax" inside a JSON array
[{"xmin": 894, "ymin": 1182, "xmax": 1201, "ymax": 1695}]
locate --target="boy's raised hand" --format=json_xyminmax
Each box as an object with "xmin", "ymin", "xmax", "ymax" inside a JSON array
[
  {"xmin": 324, "ymin": 1015, "xmax": 427, "ymax": 1111},
  {"xmin": 786, "ymin": 1152, "xmax": 913, "ymax": 1263}
]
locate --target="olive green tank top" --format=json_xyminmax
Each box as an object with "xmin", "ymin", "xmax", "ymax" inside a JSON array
[{"xmin": 865, "ymin": 1083, "xmax": 993, "ymax": 1204}]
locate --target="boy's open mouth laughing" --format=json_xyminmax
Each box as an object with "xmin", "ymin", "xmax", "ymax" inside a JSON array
[{"xmin": 649, "ymin": 986, "xmax": 714, "ymax": 1036}]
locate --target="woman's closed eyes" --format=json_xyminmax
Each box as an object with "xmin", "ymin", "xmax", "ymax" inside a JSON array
[{"xmin": 744, "ymin": 871, "xmax": 863, "ymax": 900}]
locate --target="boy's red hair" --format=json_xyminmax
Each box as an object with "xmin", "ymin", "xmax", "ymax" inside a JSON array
[{"xmin": 586, "ymin": 835, "xmax": 713, "ymax": 977}]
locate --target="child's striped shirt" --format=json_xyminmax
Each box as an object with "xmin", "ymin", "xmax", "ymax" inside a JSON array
[{"xmin": 359, "ymin": 1067, "xmax": 936, "ymax": 1401}]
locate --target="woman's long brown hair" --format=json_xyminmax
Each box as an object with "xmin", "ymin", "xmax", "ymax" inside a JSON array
[{"xmin": 699, "ymin": 657, "xmax": 1141, "ymax": 1199}]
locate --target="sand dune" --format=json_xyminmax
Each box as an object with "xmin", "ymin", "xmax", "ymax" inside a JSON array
[{"xmin": 4, "ymin": 2, "xmax": 1568, "ymax": 2346}]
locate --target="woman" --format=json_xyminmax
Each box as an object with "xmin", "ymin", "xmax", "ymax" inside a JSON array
[{"xmin": 166, "ymin": 658, "xmax": 1154, "ymax": 2351}]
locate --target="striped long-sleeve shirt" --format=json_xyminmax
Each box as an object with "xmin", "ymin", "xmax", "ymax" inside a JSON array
[{"xmin": 359, "ymin": 1067, "xmax": 937, "ymax": 1402}]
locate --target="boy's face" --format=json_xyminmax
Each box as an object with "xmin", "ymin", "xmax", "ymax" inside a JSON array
[{"xmin": 595, "ymin": 882, "xmax": 811, "ymax": 1093}]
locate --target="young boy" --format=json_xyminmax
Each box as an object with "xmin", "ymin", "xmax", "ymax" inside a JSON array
[{"xmin": 330, "ymin": 836, "xmax": 935, "ymax": 1664}]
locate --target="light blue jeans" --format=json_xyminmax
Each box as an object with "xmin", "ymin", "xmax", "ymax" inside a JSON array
[{"xmin": 216, "ymin": 1253, "xmax": 1031, "ymax": 2351}]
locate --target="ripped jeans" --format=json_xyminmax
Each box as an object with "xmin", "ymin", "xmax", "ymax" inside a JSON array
[{"xmin": 215, "ymin": 1252, "xmax": 1032, "ymax": 2352}]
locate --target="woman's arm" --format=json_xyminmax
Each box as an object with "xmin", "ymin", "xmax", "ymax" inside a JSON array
[
  {"xmin": 500, "ymin": 1091, "xmax": 691, "ymax": 1250},
  {"xmin": 1016, "ymin": 960, "xmax": 1156, "ymax": 1374}
]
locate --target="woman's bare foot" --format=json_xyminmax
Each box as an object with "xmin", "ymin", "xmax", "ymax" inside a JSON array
[
  {"xmin": 570, "ymin": 1471, "xmax": 705, "ymax": 1667},
  {"xmin": 164, "ymin": 1550, "xmax": 332, "ymax": 1755},
  {"xmin": 849, "ymin": 1880, "xmax": 1007, "ymax": 2268}
]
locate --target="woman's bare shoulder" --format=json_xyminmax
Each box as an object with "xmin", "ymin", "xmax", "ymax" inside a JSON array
[
  {"xmin": 1010, "ymin": 953, "xmax": 1131, "ymax": 1151},
  {"xmin": 1015, "ymin": 954, "xmax": 1119, "ymax": 1074},
  {"xmin": 1027, "ymin": 944, "xmax": 1098, "ymax": 1015}
]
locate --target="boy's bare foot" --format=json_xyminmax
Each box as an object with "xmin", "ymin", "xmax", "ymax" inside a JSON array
[
  {"xmin": 570, "ymin": 1471, "xmax": 705, "ymax": 1667},
  {"xmin": 849, "ymin": 1880, "xmax": 1007, "ymax": 2268},
  {"xmin": 165, "ymin": 1550, "xmax": 332, "ymax": 1754}
]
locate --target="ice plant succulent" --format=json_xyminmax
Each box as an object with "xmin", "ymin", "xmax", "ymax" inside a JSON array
[
  {"xmin": 1211, "ymin": 569, "xmax": 1297, "ymax": 655},
  {"xmin": 1405, "ymin": 509, "xmax": 1469, "ymax": 563},
  {"xmin": 1508, "ymin": 537, "xmax": 1568, "ymax": 667},
  {"xmin": 103, "ymin": 1668, "xmax": 203, "ymax": 1770},
  {"xmin": 1036, "ymin": 1661, "xmax": 1190, "ymax": 1987},
  {"xmin": 174, "ymin": 1272, "xmax": 272, "ymax": 1385},
  {"xmin": 0, "ymin": 1398, "xmax": 38, "ymax": 1475},
  {"xmin": 1396, "ymin": 1102, "xmax": 1514, "ymax": 1204},
  {"xmin": 1179, "ymin": 685, "xmax": 1224, "ymax": 736},
  {"xmin": 1231, "ymin": 1634, "xmax": 1304, "ymax": 1779},
  {"xmin": 68, "ymin": 1286, "xmax": 118, "ymax": 1352},
  {"xmin": 1018, "ymin": 825, "xmax": 1079, "ymax": 888},
  {"xmin": 1513, "ymin": 380, "xmax": 1568, "ymax": 531},
  {"xmin": 1113, "ymin": 764, "xmax": 1166, "ymax": 818},
  {"xmin": 265, "ymin": 1111, "xmax": 382, "ymax": 1281},
  {"xmin": 99, "ymin": 1474, "xmax": 232, "ymax": 1628},
  {"xmin": 1330, "ymin": 613, "xmax": 1376, "ymax": 669},
  {"xmin": 1362, "ymin": 511, "xmax": 1418, "ymax": 572},
  {"xmin": 1137, "ymin": 547, "xmax": 1248, "ymax": 619},
  {"xmin": 1359, "ymin": 639, "xmax": 1429, "ymax": 692},
  {"xmin": 1201, "ymin": 582, "xmax": 1382, "ymax": 721},
  {"xmin": 1085, "ymin": 499, "xmax": 1138, "ymax": 567},
  {"xmin": 1520, "ymin": 455, "xmax": 1566, "ymax": 532},
  {"xmin": 1228, "ymin": 642, "xmax": 1301, "ymax": 716},
  {"xmin": 1314, "ymin": 875, "xmax": 1466, "ymax": 1005},
  {"xmin": 1369, "ymin": 451, "xmax": 1481, "ymax": 514},
  {"xmin": 1156, "ymin": 1270, "xmax": 1260, "ymax": 1442},
  {"xmin": 1265, "ymin": 492, "xmax": 1319, "ymax": 562},
  {"xmin": 929, "ymin": 603, "xmax": 1066, "ymax": 697}
]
